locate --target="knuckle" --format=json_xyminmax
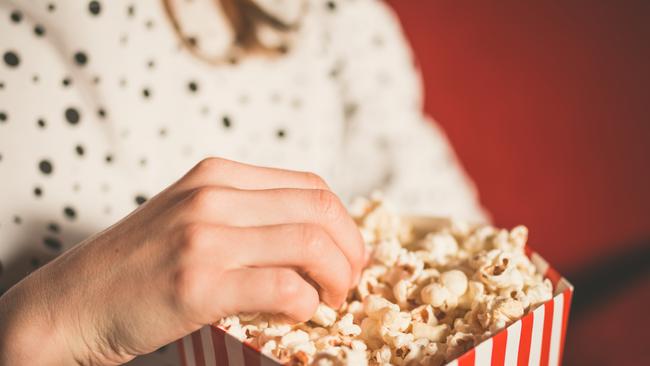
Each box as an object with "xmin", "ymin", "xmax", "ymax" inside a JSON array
[
  {"xmin": 312, "ymin": 189, "xmax": 343, "ymax": 220},
  {"xmin": 186, "ymin": 186, "xmax": 224, "ymax": 211},
  {"xmin": 195, "ymin": 157, "xmax": 226, "ymax": 173},
  {"xmin": 178, "ymin": 222, "xmax": 210, "ymax": 254},
  {"xmin": 172, "ymin": 267, "xmax": 205, "ymax": 312},
  {"xmin": 273, "ymin": 269, "xmax": 304, "ymax": 301},
  {"xmin": 302, "ymin": 172, "xmax": 328, "ymax": 190},
  {"xmin": 296, "ymin": 224, "xmax": 328, "ymax": 256}
]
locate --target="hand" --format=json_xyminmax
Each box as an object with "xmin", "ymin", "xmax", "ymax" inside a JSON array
[{"xmin": 0, "ymin": 158, "xmax": 365, "ymax": 365}]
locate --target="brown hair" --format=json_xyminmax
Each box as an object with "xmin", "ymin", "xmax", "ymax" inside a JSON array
[{"xmin": 162, "ymin": 0, "xmax": 304, "ymax": 64}]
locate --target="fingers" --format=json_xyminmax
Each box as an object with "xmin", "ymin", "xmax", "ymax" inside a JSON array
[
  {"xmin": 216, "ymin": 268, "xmax": 320, "ymax": 322},
  {"xmin": 176, "ymin": 157, "xmax": 330, "ymax": 191},
  {"xmin": 193, "ymin": 224, "xmax": 351, "ymax": 307},
  {"xmin": 177, "ymin": 187, "xmax": 365, "ymax": 286}
]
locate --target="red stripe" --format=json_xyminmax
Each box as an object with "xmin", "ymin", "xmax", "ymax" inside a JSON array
[
  {"xmin": 212, "ymin": 326, "xmax": 230, "ymax": 366},
  {"xmin": 540, "ymin": 300, "xmax": 555, "ymax": 366},
  {"xmin": 191, "ymin": 331, "xmax": 206, "ymax": 366},
  {"xmin": 558, "ymin": 290, "xmax": 573, "ymax": 365},
  {"xmin": 243, "ymin": 342, "xmax": 262, "ymax": 366},
  {"xmin": 457, "ymin": 348, "xmax": 476, "ymax": 366},
  {"xmin": 177, "ymin": 339, "xmax": 187, "ymax": 366},
  {"xmin": 517, "ymin": 312, "xmax": 534, "ymax": 366},
  {"xmin": 491, "ymin": 330, "xmax": 508, "ymax": 366}
]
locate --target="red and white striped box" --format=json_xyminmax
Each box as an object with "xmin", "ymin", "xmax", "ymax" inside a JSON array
[{"xmin": 178, "ymin": 222, "xmax": 573, "ymax": 366}]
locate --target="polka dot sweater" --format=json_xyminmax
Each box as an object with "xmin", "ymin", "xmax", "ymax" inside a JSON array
[{"xmin": 0, "ymin": 1, "xmax": 485, "ymax": 364}]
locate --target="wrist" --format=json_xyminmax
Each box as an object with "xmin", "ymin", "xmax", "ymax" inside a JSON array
[{"xmin": 0, "ymin": 276, "xmax": 79, "ymax": 365}]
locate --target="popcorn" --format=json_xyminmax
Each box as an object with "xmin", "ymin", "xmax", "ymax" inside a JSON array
[
  {"xmin": 311, "ymin": 303, "xmax": 338, "ymax": 327},
  {"xmin": 411, "ymin": 323, "xmax": 449, "ymax": 342},
  {"xmin": 332, "ymin": 314, "xmax": 361, "ymax": 336},
  {"xmin": 227, "ymin": 196, "xmax": 553, "ymax": 365}
]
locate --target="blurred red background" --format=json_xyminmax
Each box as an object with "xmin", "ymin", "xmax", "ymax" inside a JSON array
[{"xmin": 386, "ymin": 1, "xmax": 650, "ymax": 365}]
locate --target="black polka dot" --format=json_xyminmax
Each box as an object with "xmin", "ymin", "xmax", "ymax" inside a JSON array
[
  {"xmin": 0, "ymin": 111, "xmax": 7, "ymax": 123},
  {"xmin": 92, "ymin": 75, "xmax": 101, "ymax": 84},
  {"xmin": 135, "ymin": 195, "xmax": 147, "ymax": 205},
  {"xmin": 13, "ymin": 216, "xmax": 22, "ymax": 224},
  {"xmin": 39, "ymin": 160, "xmax": 53, "ymax": 175},
  {"xmin": 65, "ymin": 107, "xmax": 81, "ymax": 125},
  {"xmin": 48, "ymin": 222, "xmax": 60, "ymax": 233},
  {"xmin": 47, "ymin": 3, "xmax": 56, "ymax": 12},
  {"xmin": 73, "ymin": 51, "xmax": 88, "ymax": 66},
  {"xmin": 222, "ymin": 115, "xmax": 232, "ymax": 128},
  {"xmin": 3, "ymin": 51, "xmax": 20, "ymax": 68},
  {"xmin": 276, "ymin": 129, "xmax": 286, "ymax": 139},
  {"xmin": 105, "ymin": 154, "xmax": 113, "ymax": 163},
  {"xmin": 145, "ymin": 19, "xmax": 155, "ymax": 29},
  {"xmin": 62, "ymin": 77, "xmax": 72, "ymax": 87},
  {"xmin": 33, "ymin": 186, "xmax": 43, "ymax": 197},
  {"xmin": 97, "ymin": 108, "xmax": 107, "ymax": 119},
  {"xmin": 88, "ymin": 1, "xmax": 102, "ymax": 16},
  {"xmin": 187, "ymin": 81, "xmax": 199, "ymax": 93},
  {"xmin": 326, "ymin": 1, "xmax": 337, "ymax": 11},
  {"xmin": 127, "ymin": 4, "xmax": 135, "ymax": 18},
  {"xmin": 63, "ymin": 206, "xmax": 77, "ymax": 220},
  {"xmin": 10, "ymin": 10, "xmax": 23, "ymax": 23},
  {"xmin": 75, "ymin": 144, "xmax": 85, "ymax": 156},
  {"xmin": 32, "ymin": 74, "xmax": 40, "ymax": 83},
  {"xmin": 37, "ymin": 118, "xmax": 46, "ymax": 128},
  {"xmin": 146, "ymin": 59, "xmax": 155, "ymax": 69},
  {"xmin": 158, "ymin": 128, "xmax": 167, "ymax": 137},
  {"xmin": 142, "ymin": 88, "xmax": 151, "ymax": 98},
  {"xmin": 43, "ymin": 236, "xmax": 62, "ymax": 251},
  {"xmin": 34, "ymin": 24, "xmax": 46, "ymax": 37}
]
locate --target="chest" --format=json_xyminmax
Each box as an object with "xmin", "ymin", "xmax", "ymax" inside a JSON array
[{"xmin": 56, "ymin": 1, "xmax": 346, "ymax": 185}]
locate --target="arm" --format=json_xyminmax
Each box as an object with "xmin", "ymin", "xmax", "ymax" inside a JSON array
[
  {"xmin": 0, "ymin": 5, "xmax": 364, "ymax": 364},
  {"xmin": 329, "ymin": 0, "xmax": 488, "ymax": 222}
]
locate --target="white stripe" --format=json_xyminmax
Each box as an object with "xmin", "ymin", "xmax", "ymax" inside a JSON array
[
  {"xmin": 474, "ymin": 338, "xmax": 493, "ymax": 366},
  {"xmin": 200, "ymin": 326, "xmax": 217, "ymax": 366},
  {"xmin": 504, "ymin": 320, "xmax": 522, "ymax": 366},
  {"xmin": 224, "ymin": 333, "xmax": 245, "ymax": 366},
  {"xmin": 444, "ymin": 360, "xmax": 459, "ymax": 366},
  {"xmin": 528, "ymin": 304, "xmax": 546, "ymax": 366},
  {"xmin": 182, "ymin": 335, "xmax": 197, "ymax": 366},
  {"xmin": 531, "ymin": 252, "xmax": 549, "ymax": 276},
  {"xmin": 548, "ymin": 295, "xmax": 564, "ymax": 366}
]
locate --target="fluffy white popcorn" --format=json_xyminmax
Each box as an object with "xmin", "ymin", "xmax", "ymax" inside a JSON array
[
  {"xmin": 373, "ymin": 344, "xmax": 393, "ymax": 364},
  {"xmin": 421, "ymin": 283, "xmax": 455, "ymax": 310},
  {"xmin": 410, "ymin": 304, "xmax": 437, "ymax": 325},
  {"xmin": 311, "ymin": 303, "xmax": 338, "ymax": 327},
  {"xmin": 227, "ymin": 195, "xmax": 554, "ymax": 365},
  {"xmin": 373, "ymin": 238, "xmax": 402, "ymax": 266},
  {"xmin": 412, "ymin": 322, "xmax": 449, "ymax": 342},
  {"xmin": 363, "ymin": 295, "xmax": 400, "ymax": 319},
  {"xmin": 418, "ymin": 232, "xmax": 459, "ymax": 265},
  {"xmin": 332, "ymin": 314, "xmax": 361, "ymax": 336},
  {"xmin": 440, "ymin": 270, "xmax": 469, "ymax": 298},
  {"xmin": 379, "ymin": 309, "xmax": 411, "ymax": 333}
]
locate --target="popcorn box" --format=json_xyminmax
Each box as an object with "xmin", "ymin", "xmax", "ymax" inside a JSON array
[{"xmin": 177, "ymin": 217, "xmax": 573, "ymax": 366}]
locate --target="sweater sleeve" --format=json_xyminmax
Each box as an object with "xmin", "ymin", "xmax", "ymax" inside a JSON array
[{"xmin": 329, "ymin": 0, "xmax": 488, "ymax": 222}]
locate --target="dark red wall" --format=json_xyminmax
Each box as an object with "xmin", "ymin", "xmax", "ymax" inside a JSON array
[{"xmin": 387, "ymin": 0, "xmax": 650, "ymax": 274}]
